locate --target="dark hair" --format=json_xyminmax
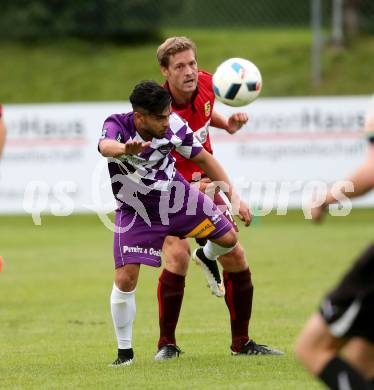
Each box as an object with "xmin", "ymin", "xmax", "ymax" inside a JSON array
[{"xmin": 130, "ymin": 81, "xmax": 171, "ymax": 115}]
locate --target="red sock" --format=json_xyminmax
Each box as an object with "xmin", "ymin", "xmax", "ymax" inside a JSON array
[
  {"xmin": 157, "ymin": 269, "xmax": 185, "ymax": 348},
  {"xmin": 223, "ymin": 268, "xmax": 253, "ymax": 352}
]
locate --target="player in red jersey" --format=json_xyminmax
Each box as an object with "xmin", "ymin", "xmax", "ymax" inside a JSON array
[
  {"xmin": 154, "ymin": 36, "xmax": 283, "ymax": 360},
  {"xmin": 0, "ymin": 105, "xmax": 6, "ymax": 159}
]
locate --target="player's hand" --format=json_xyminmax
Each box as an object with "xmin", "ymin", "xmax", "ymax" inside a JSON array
[
  {"xmin": 123, "ymin": 140, "xmax": 152, "ymax": 155},
  {"xmin": 238, "ymin": 199, "xmax": 252, "ymax": 226},
  {"xmin": 310, "ymin": 204, "xmax": 327, "ymax": 223},
  {"xmin": 226, "ymin": 113, "xmax": 249, "ymax": 134},
  {"xmin": 191, "ymin": 177, "xmax": 210, "ymax": 193}
]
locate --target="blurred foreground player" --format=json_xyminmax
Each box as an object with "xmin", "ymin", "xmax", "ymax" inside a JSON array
[
  {"xmin": 295, "ymin": 99, "xmax": 374, "ymax": 390},
  {"xmin": 155, "ymin": 36, "xmax": 283, "ymax": 359},
  {"xmin": 99, "ymin": 81, "xmax": 253, "ymax": 366},
  {"xmin": 0, "ymin": 105, "xmax": 6, "ymax": 159}
]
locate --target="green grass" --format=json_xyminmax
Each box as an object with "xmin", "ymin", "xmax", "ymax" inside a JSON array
[
  {"xmin": 1, "ymin": 28, "xmax": 374, "ymax": 103},
  {"xmin": 1, "ymin": 210, "xmax": 373, "ymax": 389}
]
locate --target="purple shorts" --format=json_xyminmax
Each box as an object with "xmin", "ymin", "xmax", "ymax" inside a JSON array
[{"xmin": 113, "ymin": 175, "xmax": 233, "ymax": 268}]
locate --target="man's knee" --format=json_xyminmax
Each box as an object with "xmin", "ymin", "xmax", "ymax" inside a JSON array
[
  {"xmin": 115, "ymin": 265, "xmax": 139, "ymax": 292},
  {"xmin": 214, "ymin": 229, "xmax": 237, "ymax": 248},
  {"xmin": 342, "ymin": 338, "xmax": 374, "ymax": 379},
  {"xmin": 222, "ymin": 242, "xmax": 245, "ymax": 260},
  {"xmin": 295, "ymin": 313, "xmax": 343, "ymax": 375}
]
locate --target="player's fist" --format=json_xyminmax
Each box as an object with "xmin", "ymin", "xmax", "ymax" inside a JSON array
[
  {"xmin": 310, "ymin": 204, "xmax": 327, "ymax": 223},
  {"xmin": 226, "ymin": 113, "xmax": 249, "ymax": 134},
  {"xmin": 238, "ymin": 199, "xmax": 252, "ymax": 226}
]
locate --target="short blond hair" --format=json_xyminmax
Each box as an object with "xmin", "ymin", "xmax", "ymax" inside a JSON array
[{"xmin": 156, "ymin": 36, "xmax": 197, "ymax": 68}]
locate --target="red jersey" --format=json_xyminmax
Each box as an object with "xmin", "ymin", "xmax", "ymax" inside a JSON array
[{"xmin": 166, "ymin": 71, "xmax": 215, "ymax": 182}]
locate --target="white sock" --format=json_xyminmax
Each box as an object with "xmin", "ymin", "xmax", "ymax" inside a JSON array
[
  {"xmin": 203, "ymin": 240, "xmax": 237, "ymax": 260},
  {"xmin": 110, "ymin": 283, "xmax": 136, "ymax": 350}
]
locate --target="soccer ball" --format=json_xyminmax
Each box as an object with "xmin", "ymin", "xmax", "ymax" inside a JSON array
[{"xmin": 212, "ymin": 58, "xmax": 262, "ymax": 107}]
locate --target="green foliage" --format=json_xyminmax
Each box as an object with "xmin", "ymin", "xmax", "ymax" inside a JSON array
[
  {"xmin": 1, "ymin": 28, "xmax": 374, "ymax": 103},
  {"xmin": 0, "ymin": 0, "xmax": 174, "ymax": 40},
  {"xmin": 1, "ymin": 210, "xmax": 373, "ymax": 389},
  {"xmin": 169, "ymin": 0, "xmax": 319, "ymax": 28},
  {"xmin": 1, "ymin": 0, "xmax": 374, "ymax": 41}
]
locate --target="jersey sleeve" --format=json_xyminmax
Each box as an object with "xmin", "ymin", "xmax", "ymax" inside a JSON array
[
  {"xmin": 99, "ymin": 115, "xmax": 129, "ymax": 144},
  {"xmin": 173, "ymin": 115, "xmax": 203, "ymax": 159}
]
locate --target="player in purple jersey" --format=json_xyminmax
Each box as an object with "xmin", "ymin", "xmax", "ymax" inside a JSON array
[
  {"xmin": 98, "ymin": 81, "xmax": 253, "ymax": 366},
  {"xmin": 295, "ymin": 99, "xmax": 374, "ymax": 390}
]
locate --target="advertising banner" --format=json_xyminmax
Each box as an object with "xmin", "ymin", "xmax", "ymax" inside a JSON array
[{"xmin": 0, "ymin": 96, "xmax": 372, "ymax": 217}]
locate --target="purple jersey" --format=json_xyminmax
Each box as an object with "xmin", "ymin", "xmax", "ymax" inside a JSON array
[
  {"xmin": 99, "ymin": 112, "xmax": 203, "ymax": 207},
  {"xmin": 99, "ymin": 111, "xmax": 233, "ymax": 269}
]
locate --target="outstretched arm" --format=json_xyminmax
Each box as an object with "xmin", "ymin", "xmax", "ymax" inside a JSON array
[
  {"xmin": 334, "ymin": 147, "xmax": 374, "ymax": 198},
  {"xmin": 190, "ymin": 149, "xmax": 252, "ymax": 225},
  {"xmin": 312, "ymin": 144, "xmax": 374, "ymax": 222},
  {"xmin": 190, "ymin": 149, "xmax": 232, "ymax": 193},
  {"xmin": 312, "ymin": 102, "xmax": 374, "ymax": 222},
  {"xmin": 99, "ymin": 139, "xmax": 151, "ymax": 158},
  {"xmin": 211, "ymin": 110, "xmax": 249, "ymax": 135},
  {"xmin": 0, "ymin": 117, "xmax": 6, "ymax": 159}
]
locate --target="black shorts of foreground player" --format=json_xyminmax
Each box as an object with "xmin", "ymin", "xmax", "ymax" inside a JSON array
[
  {"xmin": 98, "ymin": 81, "xmax": 255, "ymax": 366},
  {"xmin": 296, "ymin": 245, "xmax": 374, "ymax": 390}
]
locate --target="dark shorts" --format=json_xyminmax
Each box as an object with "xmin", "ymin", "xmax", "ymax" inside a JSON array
[
  {"xmin": 319, "ymin": 244, "xmax": 374, "ymax": 342},
  {"xmin": 113, "ymin": 176, "xmax": 233, "ymax": 269}
]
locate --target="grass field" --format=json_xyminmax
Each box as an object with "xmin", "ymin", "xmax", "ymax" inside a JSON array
[
  {"xmin": 1, "ymin": 28, "xmax": 374, "ymax": 103},
  {"xmin": 1, "ymin": 209, "xmax": 373, "ymax": 389}
]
